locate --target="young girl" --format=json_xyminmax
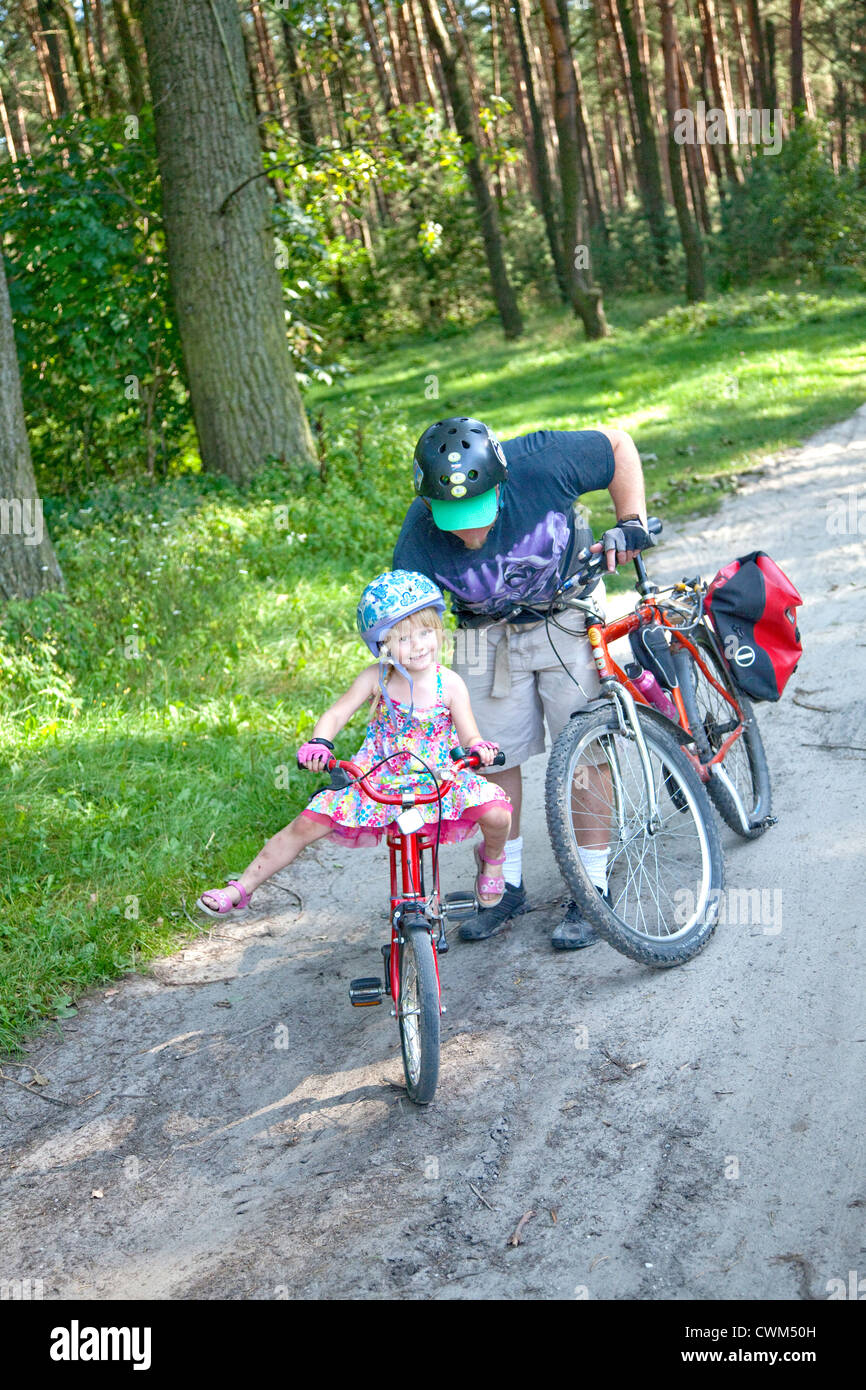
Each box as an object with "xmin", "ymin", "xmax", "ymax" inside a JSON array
[{"xmin": 197, "ymin": 570, "xmax": 512, "ymax": 917}]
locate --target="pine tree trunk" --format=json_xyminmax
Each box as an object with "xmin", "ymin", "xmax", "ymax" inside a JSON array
[
  {"xmin": 513, "ymin": 0, "xmax": 569, "ymax": 300},
  {"xmin": 500, "ymin": 0, "xmax": 539, "ymax": 200},
  {"xmin": 250, "ymin": 0, "xmax": 289, "ymax": 125},
  {"xmin": 113, "ymin": 0, "xmax": 148, "ymax": 111},
  {"xmin": 728, "ymin": 0, "xmax": 754, "ymax": 109},
  {"xmin": 0, "ymin": 83, "xmax": 20, "ymax": 162},
  {"xmin": 695, "ymin": 0, "xmax": 739, "ymax": 182},
  {"xmin": 765, "ymin": 17, "xmax": 777, "ymax": 116},
  {"xmin": 616, "ymin": 0, "xmax": 670, "ymax": 270},
  {"xmin": 419, "ymin": 0, "xmax": 523, "ymax": 339},
  {"xmin": 539, "ymin": 0, "xmax": 609, "ymax": 338},
  {"xmin": 59, "ymin": 1, "xmax": 92, "ymax": 114},
  {"xmin": 280, "ymin": 20, "xmax": 317, "ymax": 149},
  {"xmin": 0, "ymin": 253, "xmax": 64, "ymax": 600},
  {"xmin": 790, "ymin": 0, "xmax": 805, "ymax": 120},
  {"xmin": 359, "ymin": 0, "xmax": 398, "ymax": 112},
  {"xmin": 746, "ymin": 0, "xmax": 767, "ymax": 107},
  {"xmin": 36, "ymin": 1, "xmax": 70, "ymax": 114},
  {"xmin": 661, "ymin": 0, "xmax": 705, "ymax": 302},
  {"xmin": 139, "ymin": 0, "xmax": 315, "ymax": 484}
]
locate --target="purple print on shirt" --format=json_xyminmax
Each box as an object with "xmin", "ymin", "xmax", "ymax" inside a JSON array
[{"xmin": 437, "ymin": 511, "xmax": 570, "ymax": 616}]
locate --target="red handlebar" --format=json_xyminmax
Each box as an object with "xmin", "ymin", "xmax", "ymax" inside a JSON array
[{"xmin": 327, "ymin": 752, "xmax": 482, "ymax": 806}]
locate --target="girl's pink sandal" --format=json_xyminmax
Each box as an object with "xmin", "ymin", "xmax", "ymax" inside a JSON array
[
  {"xmin": 473, "ymin": 845, "xmax": 506, "ymax": 908},
  {"xmin": 196, "ymin": 880, "xmax": 251, "ymax": 918}
]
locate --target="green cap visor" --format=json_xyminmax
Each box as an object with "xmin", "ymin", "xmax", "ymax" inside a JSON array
[{"xmin": 429, "ymin": 487, "xmax": 498, "ymax": 532}]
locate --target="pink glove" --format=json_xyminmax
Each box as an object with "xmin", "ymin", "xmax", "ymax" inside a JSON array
[
  {"xmin": 469, "ymin": 739, "xmax": 499, "ymax": 766},
  {"xmin": 297, "ymin": 741, "xmax": 333, "ymax": 770}
]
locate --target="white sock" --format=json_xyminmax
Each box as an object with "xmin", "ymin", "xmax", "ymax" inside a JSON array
[
  {"xmin": 502, "ymin": 836, "xmax": 523, "ymax": 887},
  {"xmin": 578, "ymin": 845, "xmax": 608, "ymax": 892}
]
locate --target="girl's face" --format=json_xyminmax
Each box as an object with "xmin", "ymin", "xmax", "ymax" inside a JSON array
[{"xmin": 384, "ymin": 621, "xmax": 440, "ymax": 672}]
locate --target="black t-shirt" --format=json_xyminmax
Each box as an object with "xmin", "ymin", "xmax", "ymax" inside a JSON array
[{"xmin": 392, "ymin": 428, "xmax": 614, "ymax": 624}]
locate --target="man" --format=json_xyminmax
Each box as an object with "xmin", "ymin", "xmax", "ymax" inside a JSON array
[{"xmin": 392, "ymin": 416, "xmax": 652, "ymax": 949}]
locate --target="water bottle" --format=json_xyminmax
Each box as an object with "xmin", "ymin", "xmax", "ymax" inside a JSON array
[{"xmin": 625, "ymin": 661, "xmax": 677, "ymax": 720}]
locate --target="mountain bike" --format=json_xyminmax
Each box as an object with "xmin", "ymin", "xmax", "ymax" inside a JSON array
[
  {"xmin": 541, "ymin": 516, "xmax": 768, "ymax": 967},
  {"xmin": 308, "ymin": 746, "xmax": 504, "ymax": 1105}
]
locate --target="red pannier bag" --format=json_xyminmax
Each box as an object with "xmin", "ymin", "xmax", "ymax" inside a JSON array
[{"xmin": 704, "ymin": 553, "xmax": 803, "ymax": 702}]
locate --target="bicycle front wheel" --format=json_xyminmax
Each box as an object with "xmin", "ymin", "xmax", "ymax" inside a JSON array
[
  {"xmin": 671, "ymin": 630, "xmax": 772, "ymax": 838},
  {"xmin": 397, "ymin": 919, "xmax": 440, "ymax": 1105},
  {"xmin": 546, "ymin": 705, "xmax": 724, "ymax": 967}
]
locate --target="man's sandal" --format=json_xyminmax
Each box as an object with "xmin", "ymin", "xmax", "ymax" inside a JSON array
[
  {"xmin": 473, "ymin": 845, "xmax": 506, "ymax": 908},
  {"xmin": 196, "ymin": 880, "xmax": 252, "ymax": 918}
]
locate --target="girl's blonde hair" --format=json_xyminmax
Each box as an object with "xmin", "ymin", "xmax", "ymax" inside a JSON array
[{"xmin": 373, "ymin": 605, "xmax": 448, "ymax": 704}]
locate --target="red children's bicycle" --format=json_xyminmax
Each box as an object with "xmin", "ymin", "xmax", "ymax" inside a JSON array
[{"xmin": 307, "ymin": 746, "xmax": 504, "ymax": 1105}]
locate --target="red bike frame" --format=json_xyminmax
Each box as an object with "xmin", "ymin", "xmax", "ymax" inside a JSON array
[
  {"xmin": 585, "ymin": 601, "xmax": 746, "ymax": 781},
  {"xmin": 328, "ymin": 753, "xmax": 477, "ymax": 1007}
]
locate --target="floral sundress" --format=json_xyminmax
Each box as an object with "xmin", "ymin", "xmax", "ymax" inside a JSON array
[{"xmin": 302, "ymin": 665, "xmax": 510, "ymax": 848}]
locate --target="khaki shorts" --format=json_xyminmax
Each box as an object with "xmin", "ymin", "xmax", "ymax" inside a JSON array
[{"xmin": 451, "ymin": 606, "xmax": 603, "ymax": 771}]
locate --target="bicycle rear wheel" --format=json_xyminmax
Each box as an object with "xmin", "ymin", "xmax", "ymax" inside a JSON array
[
  {"xmin": 546, "ymin": 705, "xmax": 724, "ymax": 967},
  {"xmin": 671, "ymin": 630, "xmax": 772, "ymax": 838},
  {"xmin": 397, "ymin": 918, "xmax": 440, "ymax": 1105}
]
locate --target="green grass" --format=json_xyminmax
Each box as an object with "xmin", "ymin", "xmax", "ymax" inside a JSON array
[
  {"xmin": 1, "ymin": 282, "xmax": 864, "ymax": 1053},
  {"xmin": 312, "ymin": 285, "xmax": 866, "ymax": 528}
]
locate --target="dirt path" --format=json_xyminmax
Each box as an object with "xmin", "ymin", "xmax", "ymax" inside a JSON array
[{"xmin": 3, "ymin": 409, "xmax": 865, "ymax": 1301}]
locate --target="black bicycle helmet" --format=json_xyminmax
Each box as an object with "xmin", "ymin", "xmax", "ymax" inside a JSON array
[{"xmin": 413, "ymin": 417, "xmax": 507, "ymax": 531}]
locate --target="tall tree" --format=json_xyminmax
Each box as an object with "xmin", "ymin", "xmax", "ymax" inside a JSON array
[
  {"xmin": 615, "ymin": 0, "xmax": 670, "ymax": 270},
  {"xmin": 539, "ymin": 0, "xmax": 609, "ymax": 338},
  {"xmin": 512, "ymin": 0, "xmax": 569, "ymax": 300},
  {"xmin": 790, "ymin": 0, "xmax": 805, "ymax": 119},
  {"xmin": 661, "ymin": 0, "xmax": 705, "ymax": 301},
  {"xmin": 0, "ymin": 253, "xmax": 64, "ymax": 600},
  {"xmin": 139, "ymin": 0, "xmax": 315, "ymax": 483},
  {"xmin": 418, "ymin": 0, "xmax": 523, "ymax": 339}
]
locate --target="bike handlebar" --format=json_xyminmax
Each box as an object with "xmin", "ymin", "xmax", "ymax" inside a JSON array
[
  {"xmin": 299, "ymin": 746, "xmax": 505, "ymax": 806},
  {"xmin": 564, "ymin": 515, "xmax": 663, "ymax": 596}
]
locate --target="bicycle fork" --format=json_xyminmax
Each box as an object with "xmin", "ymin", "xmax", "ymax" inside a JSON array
[{"xmin": 603, "ymin": 677, "xmax": 662, "ymax": 830}]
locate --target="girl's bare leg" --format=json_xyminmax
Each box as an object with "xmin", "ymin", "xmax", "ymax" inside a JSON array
[
  {"xmin": 475, "ymin": 802, "xmax": 512, "ymax": 905},
  {"xmin": 201, "ymin": 815, "xmax": 332, "ymax": 910}
]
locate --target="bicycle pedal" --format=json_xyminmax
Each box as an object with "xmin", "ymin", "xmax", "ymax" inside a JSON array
[
  {"xmin": 751, "ymin": 814, "xmax": 778, "ymax": 830},
  {"xmin": 349, "ymin": 977, "xmax": 384, "ymax": 1007},
  {"xmin": 443, "ymin": 891, "xmax": 476, "ymax": 921}
]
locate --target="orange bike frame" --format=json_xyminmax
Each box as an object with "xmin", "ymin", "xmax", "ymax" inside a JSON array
[{"xmin": 585, "ymin": 600, "xmax": 745, "ymax": 771}]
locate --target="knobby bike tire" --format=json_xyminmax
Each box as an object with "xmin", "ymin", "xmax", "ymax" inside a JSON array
[
  {"xmin": 671, "ymin": 630, "xmax": 772, "ymax": 839},
  {"xmin": 398, "ymin": 919, "xmax": 440, "ymax": 1105},
  {"xmin": 546, "ymin": 705, "xmax": 724, "ymax": 967}
]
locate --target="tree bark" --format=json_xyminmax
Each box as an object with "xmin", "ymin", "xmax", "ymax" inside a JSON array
[
  {"xmin": 419, "ymin": 0, "xmax": 523, "ymax": 339},
  {"xmin": 746, "ymin": 0, "xmax": 767, "ymax": 107},
  {"xmin": 765, "ymin": 16, "xmax": 777, "ymax": 115},
  {"xmin": 616, "ymin": 0, "xmax": 670, "ymax": 270},
  {"xmin": 790, "ymin": 0, "xmax": 805, "ymax": 121},
  {"xmin": 280, "ymin": 19, "xmax": 317, "ymax": 150},
  {"xmin": 36, "ymin": 1, "xmax": 70, "ymax": 114},
  {"xmin": 513, "ymin": 0, "xmax": 569, "ymax": 300},
  {"xmin": 358, "ymin": 0, "xmax": 398, "ymax": 112},
  {"xmin": 113, "ymin": 0, "xmax": 148, "ymax": 111},
  {"xmin": 139, "ymin": 0, "xmax": 315, "ymax": 484},
  {"xmin": 696, "ymin": 0, "xmax": 743, "ymax": 183},
  {"xmin": 59, "ymin": 0, "xmax": 93, "ymax": 114},
  {"xmin": 0, "ymin": 253, "xmax": 64, "ymax": 600},
  {"xmin": 539, "ymin": 0, "xmax": 609, "ymax": 338},
  {"xmin": 661, "ymin": 0, "xmax": 705, "ymax": 302}
]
